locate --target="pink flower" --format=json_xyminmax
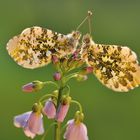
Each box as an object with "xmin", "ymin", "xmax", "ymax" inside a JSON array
[
  {"xmin": 64, "ymin": 119, "xmax": 88, "ymax": 140},
  {"xmin": 14, "ymin": 111, "xmax": 44, "ymax": 139},
  {"xmin": 22, "ymin": 80, "xmax": 44, "ymax": 93},
  {"xmin": 43, "ymin": 99, "xmax": 56, "ymax": 119},
  {"xmin": 56, "ymin": 103, "xmax": 69, "ymax": 122},
  {"xmin": 55, "ymin": 96, "xmax": 71, "ymax": 122},
  {"xmin": 22, "ymin": 83, "xmax": 34, "ymax": 92}
]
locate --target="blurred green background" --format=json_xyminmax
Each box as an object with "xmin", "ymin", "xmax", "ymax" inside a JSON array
[{"xmin": 0, "ymin": 0, "xmax": 140, "ymax": 140}]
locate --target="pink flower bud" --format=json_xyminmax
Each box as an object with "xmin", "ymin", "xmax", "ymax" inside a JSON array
[
  {"xmin": 43, "ymin": 99, "xmax": 56, "ymax": 119},
  {"xmin": 56, "ymin": 104, "xmax": 69, "ymax": 122},
  {"xmin": 84, "ymin": 66, "xmax": 93, "ymax": 74},
  {"xmin": 53, "ymin": 72, "xmax": 61, "ymax": 81},
  {"xmin": 64, "ymin": 119, "xmax": 88, "ymax": 140},
  {"xmin": 56, "ymin": 96, "xmax": 71, "ymax": 122},
  {"xmin": 22, "ymin": 81, "xmax": 44, "ymax": 93},
  {"xmin": 22, "ymin": 83, "xmax": 34, "ymax": 92}
]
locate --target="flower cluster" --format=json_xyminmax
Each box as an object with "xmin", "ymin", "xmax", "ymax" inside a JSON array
[{"xmin": 13, "ymin": 52, "xmax": 93, "ymax": 140}]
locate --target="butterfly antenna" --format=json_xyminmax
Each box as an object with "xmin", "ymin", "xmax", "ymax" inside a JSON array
[
  {"xmin": 76, "ymin": 11, "xmax": 93, "ymax": 31},
  {"xmin": 88, "ymin": 11, "xmax": 93, "ymax": 35}
]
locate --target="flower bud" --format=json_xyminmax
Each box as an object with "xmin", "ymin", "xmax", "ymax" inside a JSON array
[
  {"xmin": 53, "ymin": 72, "xmax": 61, "ymax": 81},
  {"xmin": 56, "ymin": 96, "xmax": 71, "ymax": 122},
  {"xmin": 22, "ymin": 80, "xmax": 44, "ymax": 93},
  {"xmin": 76, "ymin": 74, "xmax": 88, "ymax": 82},
  {"xmin": 80, "ymin": 66, "xmax": 93, "ymax": 75},
  {"xmin": 43, "ymin": 99, "xmax": 56, "ymax": 119}
]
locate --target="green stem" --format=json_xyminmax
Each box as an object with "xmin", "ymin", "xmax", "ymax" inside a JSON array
[
  {"xmin": 38, "ymin": 94, "xmax": 57, "ymax": 103},
  {"xmin": 71, "ymin": 100, "xmax": 83, "ymax": 112},
  {"xmin": 55, "ymin": 121, "xmax": 61, "ymax": 140},
  {"xmin": 64, "ymin": 72, "xmax": 79, "ymax": 83},
  {"xmin": 44, "ymin": 81, "xmax": 58, "ymax": 88},
  {"xmin": 64, "ymin": 85, "xmax": 70, "ymax": 95},
  {"xmin": 54, "ymin": 77, "xmax": 65, "ymax": 140}
]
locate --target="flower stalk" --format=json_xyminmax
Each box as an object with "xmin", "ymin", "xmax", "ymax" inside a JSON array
[{"xmin": 54, "ymin": 75, "xmax": 66, "ymax": 140}]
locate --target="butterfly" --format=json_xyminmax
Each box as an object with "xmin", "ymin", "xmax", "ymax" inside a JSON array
[
  {"xmin": 81, "ymin": 34, "xmax": 140, "ymax": 92},
  {"xmin": 6, "ymin": 26, "xmax": 81, "ymax": 69}
]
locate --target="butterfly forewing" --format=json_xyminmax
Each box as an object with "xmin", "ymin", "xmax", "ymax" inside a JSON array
[
  {"xmin": 7, "ymin": 27, "xmax": 54, "ymax": 68},
  {"xmin": 81, "ymin": 35, "xmax": 140, "ymax": 92},
  {"xmin": 7, "ymin": 27, "xmax": 81, "ymax": 69}
]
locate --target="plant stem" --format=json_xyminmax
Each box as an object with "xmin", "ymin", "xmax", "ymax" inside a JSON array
[
  {"xmin": 54, "ymin": 77, "xmax": 65, "ymax": 140},
  {"xmin": 55, "ymin": 121, "xmax": 61, "ymax": 140}
]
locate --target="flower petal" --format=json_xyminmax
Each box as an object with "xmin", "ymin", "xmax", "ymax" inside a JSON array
[
  {"xmin": 64, "ymin": 119, "xmax": 88, "ymax": 140},
  {"xmin": 24, "ymin": 127, "xmax": 36, "ymax": 139},
  {"xmin": 27, "ymin": 113, "xmax": 44, "ymax": 135},
  {"xmin": 56, "ymin": 104, "xmax": 69, "ymax": 122},
  {"xmin": 43, "ymin": 99, "xmax": 56, "ymax": 119},
  {"xmin": 14, "ymin": 111, "xmax": 31, "ymax": 128}
]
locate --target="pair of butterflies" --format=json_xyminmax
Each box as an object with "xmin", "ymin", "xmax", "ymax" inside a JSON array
[{"xmin": 6, "ymin": 26, "xmax": 140, "ymax": 92}]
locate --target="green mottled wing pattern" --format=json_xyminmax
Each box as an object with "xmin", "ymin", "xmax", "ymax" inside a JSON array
[
  {"xmin": 81, "ymin": 34, "xmax": 140, "ymax": 92},
  {"xmin": 7, "ymin": 27, "xmax": 68, "ymax": 69},
  {"xmin": 88, "ymin": 44, "xmax": 140, "ymax": 92},
  {"xmin": 6, "ymin": 26, "xmax": 77, "ymax": 69}
]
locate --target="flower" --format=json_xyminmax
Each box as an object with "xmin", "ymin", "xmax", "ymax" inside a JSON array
[
  {"xmin": 64, "ymin": 119, "xmax": 88, "ymax": 140},
  {"xmin": 43, "ymin": 99, "xmax": 56, "ymax": 119},
  {"xmin": 53, "ymin": 72, "xmax": 61, "ymax": 81},
  {"xmin": 22, "ymin": 80, "xmax": 44, "ymax": 93},
  {"xmin": 56, "ymin": 96, "xmax": 71, "ymax": 122},
  {"xmin": 24, "ymin": 112, "xmax": 44, "ymax": 138},
  {"xmin": 14, "ymin": 103, "xmax": 44, "ymax": 139}
]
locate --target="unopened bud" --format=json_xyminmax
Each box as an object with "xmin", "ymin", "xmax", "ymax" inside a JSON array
[
  {"xmin": 43, "ymin": 99, "xmax": 56, "ymax": 119},
  {"xmin": 56, "ymin": 95, "xmax": 71, "ymax": 122},
  {"xmin": 53, "ymin": 72, "xmax": 61, "ymax": 81},
  {"xmin": 80, "ymin": 66, "xmax": 93, "ymax": 75},
  {"xmin": 22, "ymin": 80, "xmax": 44, "ymax": 92}
]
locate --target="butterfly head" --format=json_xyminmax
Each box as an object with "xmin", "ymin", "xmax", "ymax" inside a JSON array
[{"xmin": 82, "ymin": 34, "xmax": 94, "ymax": 45}]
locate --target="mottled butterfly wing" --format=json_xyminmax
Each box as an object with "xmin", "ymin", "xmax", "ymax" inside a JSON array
[
  {"xmin": 7, "ymin": 27, "xmax": 81, "ymax": 69},
  {"xmin": 7, "ymin": 27, "xmax": 55, "ymax": 69},
  {"xmin": 87, "ymin": 44, "xmax": 140, "ymax": 92}
]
